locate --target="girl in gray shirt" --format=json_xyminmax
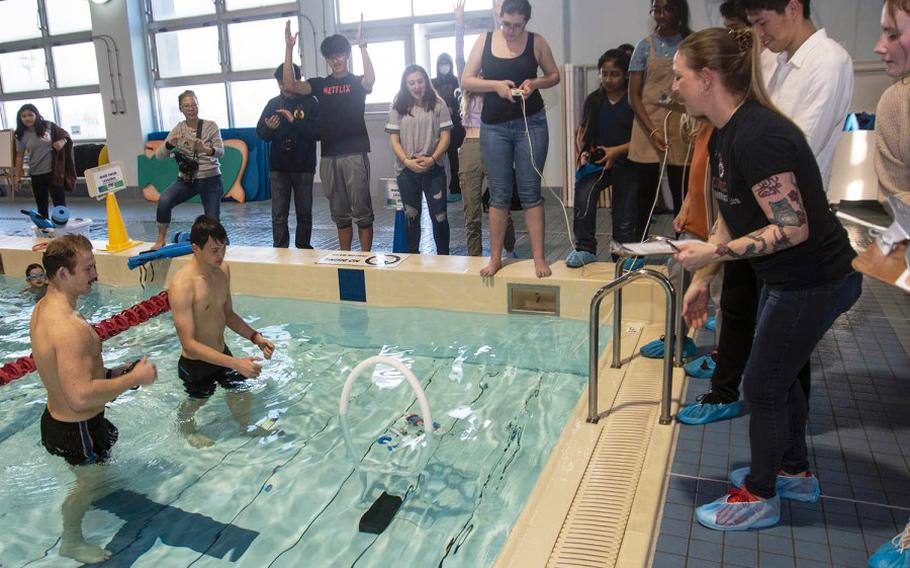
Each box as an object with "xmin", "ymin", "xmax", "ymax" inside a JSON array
[
  {"xmin": 13, "ymin": 104, "xmax": 69, "ymax": 218},
  {"xmin": 385, "ymin": 65, "xmax": 453, "ymax": 254}
]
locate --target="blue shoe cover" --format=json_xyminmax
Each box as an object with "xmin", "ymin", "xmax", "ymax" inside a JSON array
[
  {"xmin": 869, "ymin": 523, "xmax": 910, "ymax": 568},
  {"xmin": 640, "ymin": 336, "xmax": 696, "ymax": 359},
  {"xmin": 729, "ymin": 467, "xmax": 820, "ymax": 503},
  {"xmin": 684, "ymin": 354, "xmax": 715, "ymax": 378},
  {"xmin": 695, "ymin": 488, "xmax": 780, "ymax": 531},
  {"xmin": 621, "ymin": 257, "xmax": 644, "ymax": 271},
  {"xmin": 447, "ymin": 193, "xmax": 462, "ymax": 203},
  {"xmin": 705, "ymin": 316, "xmax": 717, "ymax": 331},
  {"xmin": 566, "ymin": 250, "xmax": 597, "ymax": 268},
  {"xmin": 677, "ymin": 400, "xmax": 740, "ymax": 425}
]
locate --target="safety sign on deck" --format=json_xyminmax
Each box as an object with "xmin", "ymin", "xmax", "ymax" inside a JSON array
[{"xmin": 317, "ymin": 251, "xmax": 407, "ymax": 269}]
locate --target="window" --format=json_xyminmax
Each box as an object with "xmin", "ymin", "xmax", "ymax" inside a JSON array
[
  {"xmin": 44, "ymin": 0, "xmax": 92, "ymax": 35},
  {"xmin": 230, "ymin": 79, "xmax": 278, "ymax": 127},
  {"xmin": 53, "ymin": 43, "xmax": 100, "ymax": 88},
  {"xmin": 144, "ymin": 2, "xmax": 490, "ymax": 126},
  {"xmin": 351, "ymin": 40, "xmax": 406, "ymax": 105},
  {"xmin": 0, "ymin": 0, "xmax": 104, "ymax": 137},
  {"xmin": 2, "ymin": 97, "xmax": 54, "ymax": 131},
  {"xmin": 413, "ymin": 0, "xmax": 491, "ymax": 17},
  {"xmin": 155, "ymin": 27, "xmax": 222, "ymax": 78},
  {"xmin": 57, "ymin": 93, "xmax": 105, "ymax": 140},
  {"xmin": 0, "ymin": 0, "xmax": 41, "ymax": 42},
  {"xmin": 225, "ymin": 0, "xmax": 290, "ymax": 10},
  {"xmin": 0, "ymin": 49, "xmax": 49, "ymax": 93},
  {"xmin": 338, "ymin": 0, "xmax": 410, "ymax": 25},
  {"xmin": 228, "ymin": 18, "xmax": 296, "ymax": 72},
  {"xmin": 158, "ymin": 84, "xmax": 229, "ymax": 131},
  {"xmin": 149, "ymin": 0, "xmax": 214, "ymax": 21}
]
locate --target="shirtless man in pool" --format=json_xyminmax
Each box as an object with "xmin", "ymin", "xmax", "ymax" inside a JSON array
[
  {"xmin": 30, "ymin": 234, "xmax": 158, "ymax": 564},
  {"xmin": 169, "ymin": 215, "xmax": 275, "ymax": 448}
]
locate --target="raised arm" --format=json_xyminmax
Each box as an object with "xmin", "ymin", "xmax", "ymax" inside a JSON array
[
  {"xmin": 357, "ymin": 17, "xmax": 375, "ymax": 92},
  {"xmin": 454, "ymin": 0, "xmax": 466, "ymax": 80},
  {"xmin": 283, "ymin": 21, "xmax": 312, "ymax": 95}
]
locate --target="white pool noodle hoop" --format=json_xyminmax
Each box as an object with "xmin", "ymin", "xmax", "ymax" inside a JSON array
[{"xmin": 339, "ymin": 356, "xmax": 435, "ymax": 476}]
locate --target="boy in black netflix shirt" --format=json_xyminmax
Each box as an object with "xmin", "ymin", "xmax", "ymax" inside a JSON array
[
  {"xmin": 257, "ymin": 63, "xmax": 320, "ymax": 249},
  {"xmin": 283, "ymin": 20, "xmax": 376, "ymax": 251}
]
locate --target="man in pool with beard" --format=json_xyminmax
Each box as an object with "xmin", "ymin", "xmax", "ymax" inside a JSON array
[
  {"xmin": 169, "ymin": 215, "xmax": 275, "ymax": 448},
  {"xmin": 30, "ymin": 234, "xmax": 158, "ymax": 564}
]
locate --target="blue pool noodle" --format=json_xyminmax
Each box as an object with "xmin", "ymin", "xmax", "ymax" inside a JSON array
[{"xmin": 128, "ymin": 242, "xmax": 193, "ymax": 270}]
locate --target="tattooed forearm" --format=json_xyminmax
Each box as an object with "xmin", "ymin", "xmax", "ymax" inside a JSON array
[{"xmin": 771, "ymin": 225, "xmax": 793, "ymax": 251}]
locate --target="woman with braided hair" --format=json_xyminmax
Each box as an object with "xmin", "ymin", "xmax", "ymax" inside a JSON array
[{"xmin": 671, "ymin": 26, "xmax": 861, "ymax": 531}]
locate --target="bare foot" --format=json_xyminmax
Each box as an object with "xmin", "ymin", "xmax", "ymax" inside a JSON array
[
  {"xmin": 149, "ymin": 241, "xmax": 166, "ymax": 251},
  {"xmin": 60, "ymin": 541, "xmax": 112, "ymax": 564},
  {"xmin": 480, "ymin": 258, "xmax": 503, "ymax": 278},
  {"xmin": 185, "ymin": 432, "xmax": 214, "ymax": 448},
  {"xmin": 534, "ymin": 259, "xmax": 552, "ymax": 278}
]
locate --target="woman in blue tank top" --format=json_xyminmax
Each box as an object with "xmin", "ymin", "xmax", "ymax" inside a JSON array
[{"xmin": 462, "ymin": 0, "xmax": 559, "ymax": 278}]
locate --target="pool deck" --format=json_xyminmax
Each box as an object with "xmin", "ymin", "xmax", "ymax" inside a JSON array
[{"xmin": 0, "ymin": 193, "xmax": 907, "ymax": 568}]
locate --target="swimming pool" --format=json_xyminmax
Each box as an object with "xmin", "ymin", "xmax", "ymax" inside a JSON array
[{"xmin": 0, "ymin": 275, "xmax": 601, "ymax": 567}]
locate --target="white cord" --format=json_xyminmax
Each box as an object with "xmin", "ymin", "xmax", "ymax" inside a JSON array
[
  {"xmin": 638, "ymin": 110, "xmax": 673, "ymax": 241},
  {"xmin": 518, "ymin": 95, "xmax": 574, "ymax": 247}
]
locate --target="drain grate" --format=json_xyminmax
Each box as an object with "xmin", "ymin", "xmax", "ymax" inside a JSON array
[{"xmin": 547, "ymin": 359, "xmax": 662, "ymax": 568}]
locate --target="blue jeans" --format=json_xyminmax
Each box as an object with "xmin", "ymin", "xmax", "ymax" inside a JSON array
[
  {"xmin": 156, "ymin": 175, "xmax": 223, "ymax": 224},
  {"xmin": 396, "ymin": 164, "xmax": 449, "ymax": 255},
  {"xmin": 743, "ymin": 271, "xmax": 862, "ymax": 498},
  {"xmin": 480, "ymin": 110, "xmax": 548, "ymax": 210},
  {"xmin": 270, "ymin": 171, "xmax": 314, "ymax": 249}
]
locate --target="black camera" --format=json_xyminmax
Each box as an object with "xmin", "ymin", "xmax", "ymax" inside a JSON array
[
  {"xmin": 172, "ymin": 151, "xmax": 199, "ymax": 180},
  {"xmin": 589, "ymin": 148, "xmax": 606, "ymax": 164}
]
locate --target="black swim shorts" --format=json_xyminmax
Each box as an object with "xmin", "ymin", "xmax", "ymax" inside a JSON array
[
  {"xmin": 178, "ymin": 345, "xmax": 246, "ymax": 399},
  {"xmin": 40, "ymin": 407, "xmax": 119, "ymax": 466}
]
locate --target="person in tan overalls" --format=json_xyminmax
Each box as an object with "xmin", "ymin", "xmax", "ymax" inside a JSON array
[{"xmin": 627, "ymin": 0, "xmax": 693, "ymax": 241}]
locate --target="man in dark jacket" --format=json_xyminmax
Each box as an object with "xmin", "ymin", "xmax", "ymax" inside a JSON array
[{"xmin": 256, "ymin": 63, "xmax": 320, "ymax": 249}]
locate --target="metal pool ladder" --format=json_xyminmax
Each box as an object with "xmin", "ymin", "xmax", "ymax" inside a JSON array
[{"xmin": 587, "ymin": 264, "xmax": 676, "ymax": 425}]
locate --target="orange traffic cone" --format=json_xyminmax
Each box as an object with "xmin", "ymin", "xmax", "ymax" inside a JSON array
[{"xmin": 102, "ymin": 192, "xmax": 140, "ymax": 252}]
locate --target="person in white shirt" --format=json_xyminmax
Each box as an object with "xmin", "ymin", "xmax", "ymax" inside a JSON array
[{"xmin": 743, "ymin": 0, "xmax": 854, "ymax": 191}]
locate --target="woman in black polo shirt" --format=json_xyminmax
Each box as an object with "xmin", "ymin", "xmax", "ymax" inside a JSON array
[{"xmin": 671, "ymin": 27, "xmax": 861, "ymax": 531}]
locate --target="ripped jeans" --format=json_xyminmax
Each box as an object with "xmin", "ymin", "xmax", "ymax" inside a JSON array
[{"xmin": 396, "ymin": 164, "xmax": 450, "ymax": 255}]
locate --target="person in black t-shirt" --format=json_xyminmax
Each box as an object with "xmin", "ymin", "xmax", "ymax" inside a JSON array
[
  {"xmin": 670, "ymin": 27, "xmax": 861, "ymax": 532},
  {"xmin": 283, "ymin": 20, "xmax": 376, "ymax": 252},
  {"xmin": 566, "ymin": 48, "xmax": 634, "ymax": 268},
  {"xmin": 256, "ymin": 63, "xmax": 320, "ymax": 249}
]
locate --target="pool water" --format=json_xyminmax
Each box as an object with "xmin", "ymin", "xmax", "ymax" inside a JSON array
[{"xmin": 0, "ymin": 275, "xmax": 603, "ymax": 567}]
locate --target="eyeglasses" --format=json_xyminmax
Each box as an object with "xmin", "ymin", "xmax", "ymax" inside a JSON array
[
  {"xmin": 27, "ymin": 272, "xmax": 45, "ymax": 281},
  {"xmin": 499, "ymin": 21, "xmax": 526, "ymax": 32},
  {"xmin": 326, "ymin": 54, "xmax": 347, "ymax": 62},
  {"xmin": 180, "ymin": 103, "xmax": 198, "ymax": 110}
]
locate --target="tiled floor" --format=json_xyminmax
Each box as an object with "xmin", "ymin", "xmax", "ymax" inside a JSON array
[
  {"xmin": 655, "ymin": 203, "xmax": 910, "ymax": 568},
  {"xmin": 1, "ymin": 190, "xmax": 907, "ymax": 568}
]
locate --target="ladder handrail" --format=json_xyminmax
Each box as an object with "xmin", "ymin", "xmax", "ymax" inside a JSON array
[{"xmin": 588, "ymin": 267, "xmax": 676, "ymax": 425}]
